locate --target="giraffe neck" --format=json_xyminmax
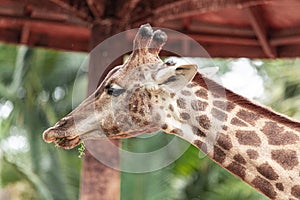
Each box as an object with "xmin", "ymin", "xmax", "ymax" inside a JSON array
[{"xmin": 156, "ymin": 72, "xmax": 300, "ymax": 200}]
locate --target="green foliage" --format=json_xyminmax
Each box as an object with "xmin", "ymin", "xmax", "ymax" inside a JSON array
[
  {"xmin": 0, "ymin": 44, "xmax": 87, "ymax": 199},
  {"xmin": 258, "ymin": 59, "xmax": 300, "ymax": 119},
  {"xmin": 78, "ymin": 142, "xmax": 86, "ymax": 158}
]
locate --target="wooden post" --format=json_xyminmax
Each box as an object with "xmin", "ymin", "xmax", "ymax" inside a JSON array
[{"xmin": 80, "ymin": 22, "xmax": 123, "ymax": 200}]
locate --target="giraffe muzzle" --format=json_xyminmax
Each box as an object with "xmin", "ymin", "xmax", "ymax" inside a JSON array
[{"xmin": 42, "ymin": 116, "xmax": 81, "ymax": 149}]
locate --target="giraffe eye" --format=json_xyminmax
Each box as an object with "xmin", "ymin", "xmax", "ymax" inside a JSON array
[
  {"xmin": 105, "ymin": 85, "xmax": 125, "ymax": 97},
  {"xmin": 165, "ymin": 59, "xmax": 176, "ymax": 66}
]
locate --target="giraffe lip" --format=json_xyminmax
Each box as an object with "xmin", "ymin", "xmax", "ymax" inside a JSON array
[
  {"xmin": 54, "ymin": 135, "xmax": 81, "ymax": 149},
  {"xmin": 43, "ymin": 127, "xmax": 104, "ymax": 149}
]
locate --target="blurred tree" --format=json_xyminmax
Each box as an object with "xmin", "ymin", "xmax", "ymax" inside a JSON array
[
  {"xmin": 257, "ymin": 59, "xmax": 300, "ymax": 119},
  {"xmin": 0, "ymin": 44, "xmax": 87, "ymax": 200}
]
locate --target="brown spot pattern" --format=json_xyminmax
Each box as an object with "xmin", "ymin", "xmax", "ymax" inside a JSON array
[
  {"xmin": 261, "ymin": 122, "xmax": 299, "ymax": 145},
  {"xmin": 271, "ymin": 149, "xmax": 299, "ymax": 170},
  {"xmin": 246, "ymin": 149, "xmax": 259, "ymax": 160},
  {"xmin": 217, "ymin": 133, "xmax": 233, "ymax": 150},
  {"xmin": 233, "ymin": 154, "xmax": 246, "ymax": 165},
  {"xmin": 231, "ymin": 117, "xmax": 248, "ymax": 127},
  {"xmin": 236, "ymin": 130, "xmax": 261, "ymax": 146},
  {"xmin": 213, "ymin": 101, "xmax": 235, "ymax": 112},
  {"xmin": 222, "ymin": 125, "xmax": 228, "ymax": 131},
  {"xmin": 275, "ymin": 183, "xmax": 284, "ymax": 191},
  {"xmin": 177, "ymin": 98, "xmax": 186, "ymax": 109},
  {"xmin": 170, "ymin": 128, "xmax": 183, "ymax": 136},
  {"xmin": 181, "ymin": 90, "xmax": 192, "ymax": 96},
  {"xmin": 196, "ymin": 115, "xmax": 211, "ymax": 130},
  {"xmin": 213, "ymin": 146, "xmax": 226, "ymax": 164},
  {"xmin": 212, "ymin": 108, "xmax": 228, "ymax": 121},
  {"xmin": 161, "ymin": 124, "xmax": 168, "ymax": 130},
  {"xmin": 194, "ymin": 140, "xmax": 208, "ymax": 154},
  {"xmin": 291, "ymin": 185, "xmax": 300, "ymax": 198},
  {"xmin": 195, "ymin": 89, "xmax": 208, "ymax": 99},
  {"xmin": 168, "ymin": 104, "xmax": 174, "ymax": 111},
  {"xmin": 212, "ymin": 92, "xmax": 222, "ymax": 98},
  {"xmin": 192, "ymin": 126, "xmax": 206, "ymax": 137},
  {"xmin": 251, "ymin": 176, "xmax": 277, "ymax": 199},
  {"xmin": 191, "ymin": 100, "xmax": 208, "ymax": 111},
  {"xmin": 256, "ymin": 163, "xmax": 279, "ymax": 180},
  {"xmin": 226, "ymin": 161, "xmax": 246, "ymax": 180},
  {"xmin": 154, "ymin": 113, "xmax": 161, "ymax": 121},
  {"xmin": 180, "ymin": 112, "xmax": 191, "ymax": 120},
  {"xmin": 187, "ymin": 82, "xmax": 198, "ymax": 88},
  {"xmin": 236, "ymin": 109, "xmax": 260, "ymax": 126}
]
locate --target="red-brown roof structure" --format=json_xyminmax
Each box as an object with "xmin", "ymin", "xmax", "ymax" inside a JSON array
[{"xmin": 1, "ymin": 0, "xmax": 300, "ymax": 58}]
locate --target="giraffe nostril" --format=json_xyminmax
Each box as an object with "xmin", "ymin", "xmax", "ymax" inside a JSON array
[
  {"xmin": 56, "ymin": 116, "xmax": 74, "ymax": 128},
  {"xmin": 56, "ymin": 118, "xmax": 67, "ymax": 127}
]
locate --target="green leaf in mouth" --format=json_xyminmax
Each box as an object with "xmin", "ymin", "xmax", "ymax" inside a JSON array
[{"xmin": 78, "ymin": 142, "xmax": 85, "ymax": 158}]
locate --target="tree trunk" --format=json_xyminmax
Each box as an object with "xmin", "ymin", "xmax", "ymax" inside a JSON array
[{"xmin": 80, "ymin": 23, "xmax": 123, "ymax": 200}]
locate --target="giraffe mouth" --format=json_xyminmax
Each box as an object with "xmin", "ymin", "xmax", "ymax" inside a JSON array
[
  {"xmin": 53, "ymin": 135, "xmax": 81, "ymax": 149},
  {"xmin": 43, "ymin": 125, "xmax": 105, "ymax": 149}
]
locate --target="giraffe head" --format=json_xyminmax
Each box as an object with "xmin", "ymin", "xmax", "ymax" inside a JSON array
[{"xmin": 43, "ymin": 24, "xmax": 198, "ymax": 149}]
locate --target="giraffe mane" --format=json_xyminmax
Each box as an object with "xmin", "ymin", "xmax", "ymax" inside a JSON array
[{"xmin": 193, "ymin": 73, "xmax": 300, "ymax": 130}]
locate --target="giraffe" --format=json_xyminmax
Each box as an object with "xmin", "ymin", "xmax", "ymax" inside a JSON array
[{"xmin": 43, "ymin": 24, "xmax": 300, "ymax": 200}]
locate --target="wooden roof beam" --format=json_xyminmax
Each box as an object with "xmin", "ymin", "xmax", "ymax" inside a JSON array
[
  {"xmin": 246, "ymin": 5, "xmax": 276, "ymax": 58},
  {"xmin": 20, "ymin": 23, "xmax": 30, "ymax": 44},
  {"xmin": 125, "ymin": 31, "xmax": 259, "ymax": 46},
  {"xmin": 47, "ymin": 0, "xmax": 91, "ymax": 21},
  {"xmin": 271, "ymin": 35, "xmax": 300, "ymax": 46},
  {"xmin": 162, "ymin": 20, "xmax": 256, "ymax": 37},
  {"xmin": 160, "ymin": 44, "xmax": 266, "ymax": 58},
  {"xmin": 116, "ymin": 0, "xmax": 140, "ymax": 27},
  {"xmin": 277, "ymin": 45, "xmax": 300, "ymax": 58},
  {"xmin": 147, "ymin": 0, "xmax": 272, "ymax": 23},
  {"xmin": 182, "ymin": 17, "xmax": 191, "ymax": 30},
  {"xmin": 0, "ymin": 17, "xmax": 90, "ymax": 52},
  {"xmin": 0, "ymin": 0, "xmax": 89, "ymax": 26},
  {"xmin": 0, "ymin": 13, "xmax": 89, "ymax": 27},
  {"xmin": 188, "ymin": 34, "xmax": 259, "ymax": 46},
  {"xmin": 85, "ymin": 0, "xmax": 106, "ymax": 19}
]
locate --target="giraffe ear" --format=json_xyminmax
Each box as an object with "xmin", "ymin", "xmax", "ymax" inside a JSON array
[{"xmin": 156, "ymin": 64, "xmax": 198, "ymax": 92}]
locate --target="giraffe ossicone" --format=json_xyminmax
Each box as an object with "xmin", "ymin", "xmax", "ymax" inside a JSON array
[{"xmin": 43, "ymin": 24, "xmax": 300, "ymax": 200}]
